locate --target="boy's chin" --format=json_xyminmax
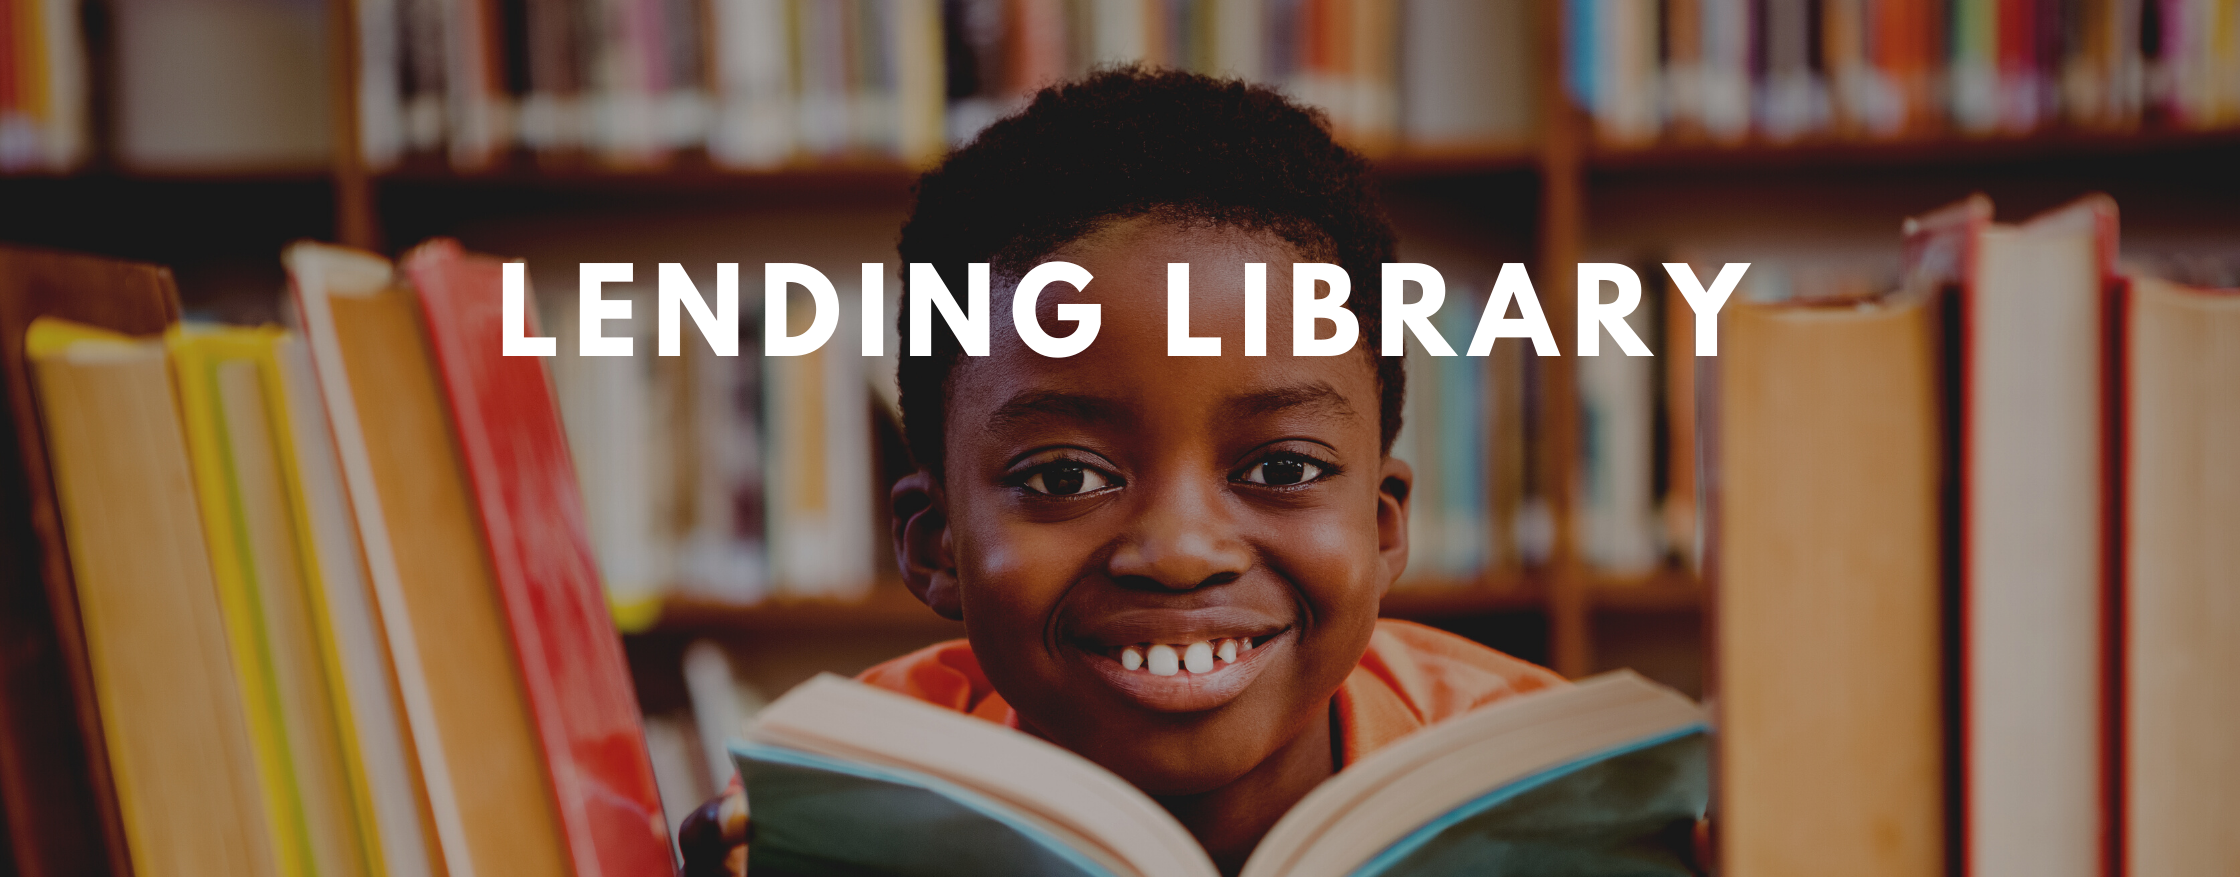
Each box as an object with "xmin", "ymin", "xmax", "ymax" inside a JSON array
[{"xmin": 1074, "ymin": 719, "xmax": 1297, "ymax": 798}]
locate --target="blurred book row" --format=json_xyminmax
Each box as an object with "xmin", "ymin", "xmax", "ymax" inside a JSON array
[
  {"xmin": 1, "ymin": 0, "xmax": 1545, "ymax": 173},
  {"xmin": 361, "ymin": 0, "xmax": 1545, "ymax": 169},
  {"xmin": 0, "ymin": 243, "xmax": 675, "ymax": 876},
  {"xmin": 540, "ymin": 280, "xmax": 887, "ymax": 612},
  {"xmin": 1716, "ymin": 193, "xmax": 2238, "ymax": 875},
  {"xmin": 1574, "ymin": 0, "xmax": 2240, "ymax": 146},
  {"xmin": 17, "ymin": 0, "xmax": 2240, "ymax": 174}
]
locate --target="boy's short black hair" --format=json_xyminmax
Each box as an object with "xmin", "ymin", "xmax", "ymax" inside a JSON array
[{"xmin": 896, "ymin": 66, "xmax": 1404, "ymax": 474}]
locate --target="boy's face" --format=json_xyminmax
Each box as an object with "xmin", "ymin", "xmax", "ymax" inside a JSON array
[{"xmin": 896, "ymin": 218, "xmax": 1411, "ymax": 795}]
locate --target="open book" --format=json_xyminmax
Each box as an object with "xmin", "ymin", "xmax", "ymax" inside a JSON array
[{"xmin": 731, "ymin": 671, "xmax": 1705, "ymax": 877}]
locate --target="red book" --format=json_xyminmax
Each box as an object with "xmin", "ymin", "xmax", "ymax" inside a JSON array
[{"xmin": 402, "ymin": 239, "xmax": 672, "ymax": 876}]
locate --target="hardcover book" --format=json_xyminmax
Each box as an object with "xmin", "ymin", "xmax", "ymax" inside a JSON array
[{"xmin": 733, "ymin": 671, "xmax": 1706, "ymax": 877}]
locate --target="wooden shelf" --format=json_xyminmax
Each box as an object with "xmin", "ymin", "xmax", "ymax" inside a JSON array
[
  {"xmin": 1379, "ymin": 573, "xmax": 1545, "ymax": 619},
  {"xmin": 1584, "ymin": 568, "xmax": 1704, "ymax": 612},
  {"xmin": 26, "ymin": 125, "xmax": 2231, "ymax": 202},
  {"xmin": 647, "ymin": 585, "xmax": 963, "ymax": 636},
  {"xmin": 295, "ymin": 124, "xmax": 2240, "ymax": 206},
  {"xmin": 1588, "ymin": 124, "xmax": 2240, "ymax": 172},
  {"xmin": 1372, "ymin": 145, "xmax": 1541, "ymax": 177},
  {"xmin": 373, "ymin": 151, "xmax": 923, "ymax": 198}
]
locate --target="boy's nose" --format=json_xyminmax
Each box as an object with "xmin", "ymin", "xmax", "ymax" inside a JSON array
[{"xmin": 1104, "ymin": 486, "xmax": 1253, "ymax": 591}]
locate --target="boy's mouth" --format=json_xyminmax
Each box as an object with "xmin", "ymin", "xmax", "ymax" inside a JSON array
[{"xmin": 1063, "ymin": 609, "xmax": 1291, "ymax": 713}]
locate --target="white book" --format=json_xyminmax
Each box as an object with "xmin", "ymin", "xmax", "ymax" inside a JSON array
[
  {"xmin": 1577, "ymin": 292, "xmax": 1660, "ymax": 576},
  {"xmin": 890, "ymin": 0, "xmax": 947, "ymax": 165},
  {"xmin": 1698, "ymin": 0, "xmax": 1751, "ymax": 142},
  {"xmin": 1963, "ymin": 203, "xmax": 2107, "ymax": 877},
  {"xmin": 711, "ymin": 0, "xmax": 796, "ymax": 167},
  {"xmin": 547, "ymin": 288, "xmax": 678, "ymax": 608},
  {"xmin": 1400, "ymin": 0, "xmax": 1536, "ymax": 150},
  {"xmin": 110, "ymin": 0, "xmax": 332, "ymax": 170},
  {"xmin": 1209, "ymin": 0, "xmax": 1264, "ymax": 81},
  {"xmin": 1594, "ymin": 0, "xmax": 1660, "ymax": 146},
  {"xmin": 761, "ymin": 287, "xmax": 876, "ymax": 598},
  {"xmin": 1905, "ymin": 196, "xmax": 2108, "ymax": 877},
  {"xmin": 273, "ymin": 340, "xmax": 438, "ymax": 877},
  {"xmin": 356, "ymin": 0, "xmax": 405, "ymax": 166}
]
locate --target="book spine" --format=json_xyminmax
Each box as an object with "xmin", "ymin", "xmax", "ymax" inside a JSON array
[
  {"xmin": 169, "ymin": 334, "xmax": 318, "ymax": 877},
  {"xmin": 709, "ymin": 0, "xmax": 795, "ymax": 167}
]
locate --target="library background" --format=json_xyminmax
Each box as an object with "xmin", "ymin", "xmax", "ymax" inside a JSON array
[{"xmin": 2, "ymin": 1, "xmax": 2236, "ymax": 876}]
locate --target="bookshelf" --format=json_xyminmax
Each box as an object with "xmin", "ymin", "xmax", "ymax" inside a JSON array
[{"xmin": 14, "ymin": 3, "xmax": 2240, "ymax": 694}]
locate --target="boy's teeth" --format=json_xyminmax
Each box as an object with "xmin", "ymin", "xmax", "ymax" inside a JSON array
[
  {"xmin": 1146, "ymin": 644, "xmax": 1180, "ymax": 676},
  {"xmin": 1183, "ymin": 642, "xmax": 1214, "ymax": 673},
  {"xmin": 1115, "ymin": 638, "xmax": 1261, "ymax": 674}
]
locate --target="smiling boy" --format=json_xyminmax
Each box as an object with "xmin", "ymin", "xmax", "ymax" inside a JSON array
[{"xmin": 682, "ymin": 68, "xmax": 1565, "ymax": 877}]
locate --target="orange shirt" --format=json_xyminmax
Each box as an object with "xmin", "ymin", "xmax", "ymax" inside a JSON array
[{"xmin": 853, "ymin": 618, "xmax": 1566, "ymax": 766}]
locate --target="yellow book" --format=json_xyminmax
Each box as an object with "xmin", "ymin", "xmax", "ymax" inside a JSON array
[
  {"xmin": 169, "ymin": 325, "xmax": 373, "ymax": 877},
  {"xmin": 26, "ymin": 318, "xmax": 280, "ymax": 877}
]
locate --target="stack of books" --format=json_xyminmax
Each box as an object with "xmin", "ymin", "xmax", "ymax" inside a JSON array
[
  {"xmin": 0, "ymin": 242, "xmax": 674, "ymax": 876},
  {"xmin": 1712, "ymin": 193, "xmax": 2240, "ymax": 876}
]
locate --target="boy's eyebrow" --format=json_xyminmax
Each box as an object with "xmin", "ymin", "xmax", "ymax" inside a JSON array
[
  {"xmin": 985, "ymin": 390, "xmax": 1126, "ymax": 431},
  {"xmin": 1221, "ymin": 381, "xmax": 1358, "ymax": 421}
]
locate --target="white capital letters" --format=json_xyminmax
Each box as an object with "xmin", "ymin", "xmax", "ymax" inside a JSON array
[
  {"xmin": 1244, "ymin": 263, "xmax": 1268, "ymax": 356},
  {"xmin": 861, "ymin": 263, "xmax": 885, "ymax": 357},
  {"xmin": 765, "ymin": 263, "xmax": 839, "ymax": 357},
  {"xmin": 1381, "ymin": 263, "xmax": 1456, "ymax": 356},
  {"xmin": 1664, "ymin": 262, "xmax": 1748, "ymax": 355},
  {"xmin": 1167, "ymin": 263, "xmax": 1221, "ymax": 356},
  {"xmin": 502, "ymin": 261, "xmax": 554, "ymax": 356},
  {"xmin": 1576, "ymin": 263, "xmax": 1652, "ymax": 357},
  {"xmin": 657, "ymin": 263, "xmax": 739, "ymax": 356},
  {"xmin": 1466, "ymin": 263, "xmax": 1561, "ymax": 356},
  {"xmin": 1013, "ymin": 262, "xmax": 1100, "ymax": 357},
  {"xmin": 579, "ymin": 262, "xmax": 634, "ymax": 357},
  {"xmin": 908, "ymin": 263, "xmax": 990, "ymax": 356},
  {"xmin": 1293, "ymin": 263, "xmax": 1358, "ymax": 356}
]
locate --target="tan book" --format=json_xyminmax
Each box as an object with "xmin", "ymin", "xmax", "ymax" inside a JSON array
[
  {"xmin": 25, "ymin": 320, "xmax": 280, "ymax": 877},
  {"xmin": 2120, "ymin": 275, "xmax": 2240, "ymax": 876},
  {"xmin": 285, "ymin": 242, "xmax": 571, "ymax": 877},
  {"xmin": 1713, "ymin": 289, "xmax": 1944, "ymax": 877},
  {"xmin": 0, "ymin": 245, "xmax": 175, "ymax": 877}
]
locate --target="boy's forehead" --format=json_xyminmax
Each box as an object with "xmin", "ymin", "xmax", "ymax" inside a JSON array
[{"xmin": 1038, "ymin": 216, "xmax": 1304, "ymax": 289}]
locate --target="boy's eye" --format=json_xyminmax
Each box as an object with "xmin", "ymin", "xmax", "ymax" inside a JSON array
[
  {"xmin": 1240, "ymin": 457, "xmax": 1325, "ymax": 486},
  {"xmin": 1023, "ymin": 463, "xmax": 1113, "ymax": 496}
]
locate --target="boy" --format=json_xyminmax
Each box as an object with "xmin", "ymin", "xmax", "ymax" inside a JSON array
[{"xmin": 682, "ymin": 68, "xmax": 1566, "ymax": 876}]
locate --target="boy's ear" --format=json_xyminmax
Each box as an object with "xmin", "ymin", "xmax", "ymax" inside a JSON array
[
  {"xmin": 1377, "ymin": 456, "xmax": 1413, "ymax": 593},
  {"xmin": 892, "ymin": 469, "xmax": 964, "ymax": 621}
]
